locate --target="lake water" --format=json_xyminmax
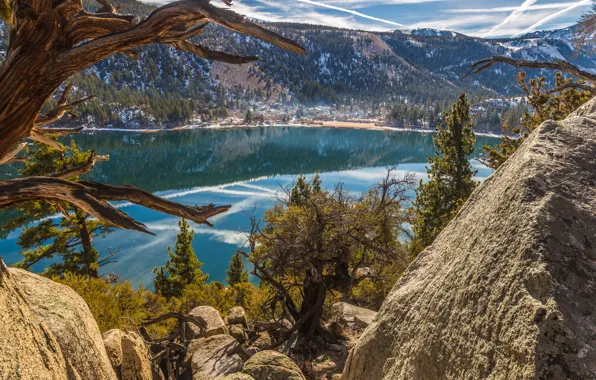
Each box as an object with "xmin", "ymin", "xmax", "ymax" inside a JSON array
[{"xmin": 0, "ymin": 127, "xmax": 499, "ymax": 288}]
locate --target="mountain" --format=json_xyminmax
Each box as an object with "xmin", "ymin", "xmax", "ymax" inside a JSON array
[{"xmin": 0, "ymin": 0, "xmax": 593, "ymax": 131}]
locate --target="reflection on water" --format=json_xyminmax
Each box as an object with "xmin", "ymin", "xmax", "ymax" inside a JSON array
[{"xmin": 0, "ymin": 127, "xmax": 499, "ymax": 287}]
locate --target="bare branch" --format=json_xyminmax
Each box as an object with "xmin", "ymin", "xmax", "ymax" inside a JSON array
[
  {"xmin": 171, "ymin": 40, "xmax": 259, "ymax": 64},
  {"xmin": 28, "ymin": 130, "xmax": 64, "ymax": 151},
  {"xmin": 60, "ymin": 0, "xmax": 305, "ymax": 72},
  {"xmin": 464, "ymin": 56, "xmax": 596, "ymax": 83},
  {"xmin": 78, "ymin": 180, "xmax": 231, "ymax": 227},
  {"xmin": 0, "ymin": 177, "xmax": 231, "ymax": 233},
  {"xmin": 547, "ymin": 82, "xmax": 596, "ymax": 95},
  {"xmin": 35, "ymin": 92, "xmax": 95, "ymax": 128},
  {"xmin": 0, "ymin": 143, "xmax": 27, "ymax": 165}
]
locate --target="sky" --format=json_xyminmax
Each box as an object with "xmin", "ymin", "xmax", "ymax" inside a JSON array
[{"xmin": 222, "ymin": 0, "xmax": 593, "ymax": 38}]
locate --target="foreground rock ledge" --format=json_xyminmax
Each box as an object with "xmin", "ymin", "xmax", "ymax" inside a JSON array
[{"xmin": 343, "ymin": 100, "xmax": 596, "ymax": 379}]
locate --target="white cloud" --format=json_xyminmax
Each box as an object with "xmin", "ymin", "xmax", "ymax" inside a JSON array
[
  {"xmin": 515, "ymin": 0, "xmax": 591, "ymax": 36},
  {"xmin": 484, "ymin": 0, "xmax": 538, "ymax": 37},
  {"xmin": 444, "ymin": 3, "xmax": 587, "ymax": 14},
  {"xmin": 295, "ymin": 0, "xmax": 406, "ymax": 27}
]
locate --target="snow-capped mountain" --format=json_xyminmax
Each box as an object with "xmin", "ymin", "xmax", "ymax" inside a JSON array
[{"xmin": 1, "ymin": 0, "xmax": 593, "ymax": 129}]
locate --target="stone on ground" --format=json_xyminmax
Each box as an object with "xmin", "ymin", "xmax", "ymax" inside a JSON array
[
  {"xmin": 103, "ymin": 329, "xmax": 124, "ymax": 369},
  {"xmin": 229, "ymin": 324, "xmax": 248, "ymax": 344},
  {"xmin": 189, "ymin": 335, "xmax": 244, "ymax": 380},
  {"xmin": 227, "ymin": 306, "xmax": 248, "ymax": 327},
  {"xmin": 243, "ymin": 350, "xmax": 306, "ymax": 380},
  {"xmin": 121, "ymin": 331, "xmax": 162, "ymax": 380},
  {"xmin": 330, "ymin": 302, "xmax": 377, "ymax": 329},
  {"xmin": 187, "ymin": 305, "xmax": 228, "ymax": 339}
]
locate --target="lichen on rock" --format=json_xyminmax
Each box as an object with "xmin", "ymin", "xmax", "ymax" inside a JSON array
[{"xmin": 343, "ymin": 99, "xmax": 596, "ymax": 379}]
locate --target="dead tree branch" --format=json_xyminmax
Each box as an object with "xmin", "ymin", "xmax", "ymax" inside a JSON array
[
  {"xmin": 35, "ymin": 84, "xmax": 95, "ymax": 128},
  {"xmin": 464, "ymin": 56, "xmax": 596, "ymax": 83},
  {"xmin": 0, "ymin": 143, "xmax": 27, "ymax": 165},
  {"xmin": 0, "ymin": 177, "xmax": 231, "ymax": 233},
  {"xmin": 547, "ymin": 82, "xmax": 596, "ymax": 94}
]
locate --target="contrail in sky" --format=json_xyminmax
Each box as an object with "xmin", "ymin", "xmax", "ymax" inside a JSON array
[
  {"xmin": 484, "ymin": 0, "xmax": 538, "ymax": 36},
  {"xmin": 515, "ymin": 0, "xmax": 591, "ymax": 36},
  {"xmin": 296, "ymin": 0, "xmax": 406, "ymax": 27}
]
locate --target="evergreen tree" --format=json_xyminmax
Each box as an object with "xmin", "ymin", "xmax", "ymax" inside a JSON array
[
  {"xmin": 289, "ymin": 172, "xmax": 322, "ymax": 206},
  {"xmin": 154, "ymin": 219, "xmax": 208, "ymax": 299},
  {"xmin": 7, "ymin": 139, "xmax": 113, "ymax": 278},
  {"xmin": 410, "ymin": 93, "xmax": 478, "ymax": 256},
  {"xmin": 226, "ymin": 251, "xmax": 249, "ymax": 286},
  {"xmin": 244, "ymin": 109, "xmax": 253, "ymax": 124}
]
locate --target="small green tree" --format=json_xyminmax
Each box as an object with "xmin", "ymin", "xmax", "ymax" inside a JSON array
[
  {"xmin": 6, "ymin": 139, "xmax": 113, "ymax": 277},
  {"xmin": 154, "ymin": 219, "xmax": 208, "ymax": 299},
  {"xmin": 410, "ymin": 93, "xmax": 478, "ymax": 256},
  {"xmin": 244, "ymin": 109, "xmax": 253, "ymax": 124},
  {"xmin": 226, "ymin": 251, "xmax": 249, "ymax": 286}
]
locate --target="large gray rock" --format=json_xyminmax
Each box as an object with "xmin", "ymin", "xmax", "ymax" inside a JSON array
[
  {"xmin": 187, "ymin": 306, "xmax": 228, "ymax": 339},
  {"xmin": 9, "ymin": 268, "xmax": 117, "ymax": 380},
  {"xmin": 0, "ymin": 260, "xmax": 67, "ymax": 380},
  {"xmin": 343, "ymin": 101, "xmax": 596, "ymax": 379},
  {"xmin": 243, "ymin": 350, "xmax": 305, "ymax": 380},
  {"xmin": 330, "ymin": 302, "xmax": 377, "ymax": 329},
  {"xmin": 189, "ymin": 335, "xmax": 244, "ymax": 380}
]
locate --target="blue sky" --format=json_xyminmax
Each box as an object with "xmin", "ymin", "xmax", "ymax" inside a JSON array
[{"xmin": 226, "ymin": 0, "xmax": 592, "ymax": 37}]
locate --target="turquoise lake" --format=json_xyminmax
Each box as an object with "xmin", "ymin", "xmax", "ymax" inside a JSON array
[{"xmin": 0, "ymin": 127, "xmax": 499, "ymax": 288}]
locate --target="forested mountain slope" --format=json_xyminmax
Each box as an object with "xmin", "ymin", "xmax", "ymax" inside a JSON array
[{"xmin": 0, "ymin": 0, "xmax": 592, "ymax": 129}]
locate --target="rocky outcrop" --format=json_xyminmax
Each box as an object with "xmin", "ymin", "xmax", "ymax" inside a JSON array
[
  {"xmin": 0, "ymin": 260, "xmax": 68, "ymax": 380},
  {"xmin": 189, "ymin": 335, "xmax": 244, "ymax": 379},
  {"xmin": 187, "ymin": 306, "xmax": 228, "ymax": 339},
  {"xmin": 243, "ymin": 351, "xmax": 306, "ymax": 380},
  {"xmin": 343, "ymin": 101, "xmax": 596, "ymax": 378},
  {"xmin": 9, "ymin": 268, "xmax": 117, "ymax": 380},
  {"xmin": 330, "ymin": 302, "xmax": 377, "ymax": 329}
]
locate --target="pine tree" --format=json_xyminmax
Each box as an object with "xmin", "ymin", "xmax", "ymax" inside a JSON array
[
  {"xmin": 226, "ymin": 251, "xmax": 249, "ymax": 286},
  {"xmin": 7, "ymin": 139, "xmax": 113, "ymax": 278},
  {"xmin": 244, "ymin": 109, "xmax": 253, "ymax": 124},
  {"xmin": 290, "ymin": 172, "xmax": 322, "ymax": 206},
  {"xmin": 410, "ymin": 93, "xmax": 478, "ymax": 256},
  {"xmin": 154, "ymin": 219, "xmax": 208, "ymax": 299}
]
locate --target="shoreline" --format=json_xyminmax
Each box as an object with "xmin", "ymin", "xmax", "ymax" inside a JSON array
[{"xmin": 82, "ymin": 122, "xmax": 503, "ymax": 138}]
